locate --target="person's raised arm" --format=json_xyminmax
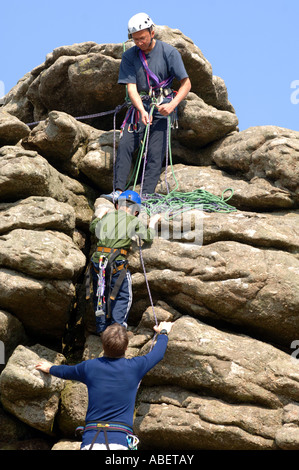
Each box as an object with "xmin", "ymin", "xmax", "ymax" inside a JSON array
[{"xmin": 134, "ymin": 321, "xmax": 173, "ymax": 380}]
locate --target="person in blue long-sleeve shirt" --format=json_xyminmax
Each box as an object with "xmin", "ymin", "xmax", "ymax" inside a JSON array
[{"xmin": 36, "ymin": 321, "xmax": 172, "ymax": 450}]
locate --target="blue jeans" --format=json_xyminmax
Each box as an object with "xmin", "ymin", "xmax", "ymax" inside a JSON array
[{"xmin": 91, "ymin": 261, "xmax": 132, "ymax": 333}]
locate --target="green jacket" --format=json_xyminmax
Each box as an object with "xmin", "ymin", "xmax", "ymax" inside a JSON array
[{"xmin": 90, "ymin": 209, "xmax": 156, "ymax": 263}]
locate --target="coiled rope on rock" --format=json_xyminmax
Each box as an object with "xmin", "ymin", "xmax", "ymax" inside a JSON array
[
  {"xmin": 128, "ymin": 114, "xmax": 237, "ymax": 218},
  {"xmin": 141, "ymin": 188, "xmax": 236, "ymax": 219}
]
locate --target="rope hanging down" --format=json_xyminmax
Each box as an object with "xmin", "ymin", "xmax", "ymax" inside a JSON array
[
  {"xmin": 128, "ymin": 113, "xmax": 237, "ymax": 218},
  {"xmin": 131, "ymin": 108, "xmax": 237, "ymax": 346}
]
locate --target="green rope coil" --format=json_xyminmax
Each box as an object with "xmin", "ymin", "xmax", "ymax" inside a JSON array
[
  {"xmin": 124, "ymin": 104, "xmax": 237, "ymax": 218},
  {"xmin": 141, "ymin": 187, "xmax": 237, "ymax": 219}
]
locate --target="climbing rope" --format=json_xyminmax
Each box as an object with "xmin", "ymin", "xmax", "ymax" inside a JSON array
[
  {"xmin": 133, "ymin": 103, "xmax": 159, "ymax": 337},
  {"xmin": 135, "ymin": 105, "xmax": 156, "ymax": 197},
  {"xmin": 26, "ymin": 102, "xmax": 128, "ymax": 128},
  {"xmin": 127, "ymin": 100, "xmax": 237, "ymax": 343},
  {"xmin": 138, "ymin": 236, "xmax": 158, "ymax": 333},
  {"xmin": 141, "ymin": 188, "xmax": 237, "ymax": 219},
  {"xmin": 127, "ymin": 112, "xmax": 236, "ymax": 218}
]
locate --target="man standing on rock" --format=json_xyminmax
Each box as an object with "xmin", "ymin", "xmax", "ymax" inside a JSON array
[
  {"xmin": 102, "ymin": 12, "xmax": 191, "ymax": 202},
  {"xmin": 36, "ymin": 321, "xmax": 173, "ymax": 450}
]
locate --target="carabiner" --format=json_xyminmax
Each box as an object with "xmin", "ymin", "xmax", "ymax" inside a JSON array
[{"xmin": 134, "ymin": 122, "xmax": 142, "ymax": 133}]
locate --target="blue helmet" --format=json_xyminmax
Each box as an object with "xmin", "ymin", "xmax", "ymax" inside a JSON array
[{"xmin": 117, "ymin": 190, "xmax": 141, "ymax": 213}]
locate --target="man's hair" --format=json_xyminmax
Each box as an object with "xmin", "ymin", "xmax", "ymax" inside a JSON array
[{"xmin": 102, "ymin": 323, "xmax": 129, "ymax": 358}]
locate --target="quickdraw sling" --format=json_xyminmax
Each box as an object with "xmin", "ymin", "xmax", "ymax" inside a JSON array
[{"xmin": 86, "ymin": 247, "xmax": 128, "ymax": 321}]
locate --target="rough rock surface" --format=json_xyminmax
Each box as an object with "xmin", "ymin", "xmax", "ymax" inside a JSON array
[
  {"xmin": 0, "ymin": 344, "xmax": 65, "ymax": 434},
  {"xmin": 0, "ymin": 25, "xmax": 299, "ymax": 451}
]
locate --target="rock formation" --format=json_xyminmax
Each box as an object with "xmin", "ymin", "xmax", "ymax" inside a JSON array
[{"xmin": 0, "ymin": 25, "xmax": 299, "ymax": 451}]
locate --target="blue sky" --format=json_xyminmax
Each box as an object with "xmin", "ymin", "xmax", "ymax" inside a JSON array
[{"xmin": 0, "ymin": 0, "xmax": 298, "ymax": 132}]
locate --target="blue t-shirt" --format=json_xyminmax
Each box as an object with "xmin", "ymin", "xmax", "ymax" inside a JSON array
[
  {"xmin": 118, "ymin": 40, "xmax": 188, "ymax": 119},
  {"xmin": 118, "ymin": 39, "xmax": 188, "ymax": 92},
  {"xmin": 50, "ymin": 334, "xmax": 168, "ymax": 448}
]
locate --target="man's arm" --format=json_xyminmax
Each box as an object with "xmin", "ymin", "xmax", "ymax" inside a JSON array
[
  {"xmin": 36, "ymin": 360, "xmax": 86, "ymax": 382},
  {"xmin": 132, "ymin": 213, "xmax": 161, "ymax": 243},
  {"xmin": 127, "ymin": 83, "xmax": 152, "ymax": 126},
  {"xmin": 90, "ymin": 207, "xmax": 111, "ymax": 234},
  {"xmin": 127, "ymin": 77, "xmax": 191, "ymax": 123},
  {"xmin": 157, "ymin": 77, "xmax": 191, "ymax": 117},
  {"xmin": 133, "ymin": 321, "xmax": 173, "ymax": 379}
]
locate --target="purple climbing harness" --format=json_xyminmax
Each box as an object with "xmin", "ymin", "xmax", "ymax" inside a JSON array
[
  {"xmin": 139, "ymin": 49, "xmax": 174, "ymax": 91},
  {"xmin": 120, "ymin": 48, "xmax": 174, "ymax": 133}
]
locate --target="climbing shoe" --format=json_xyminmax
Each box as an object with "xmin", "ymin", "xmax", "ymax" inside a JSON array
[{"xmin": 100, "ymin": 190, "xmax": 122, "ymax": 203}]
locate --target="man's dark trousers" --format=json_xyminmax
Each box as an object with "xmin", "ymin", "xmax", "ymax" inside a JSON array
[
  {"xmin": 115, "ymin": 117, "xmax": 167, "ymax": 195},
  {"xmin": 91, "ymin": 260, "xmax": 132, "ymax": 333}
]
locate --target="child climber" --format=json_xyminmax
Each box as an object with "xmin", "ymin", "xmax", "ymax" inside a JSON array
[{"xmin": 87, "ymin": 190, "xmax": 161, "ymax": 334}]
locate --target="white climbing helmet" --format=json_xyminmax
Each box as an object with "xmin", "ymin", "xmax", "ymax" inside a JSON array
[{"xmin": 128, "ymin": 13, "xmax": 154, "ymax": 37}]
